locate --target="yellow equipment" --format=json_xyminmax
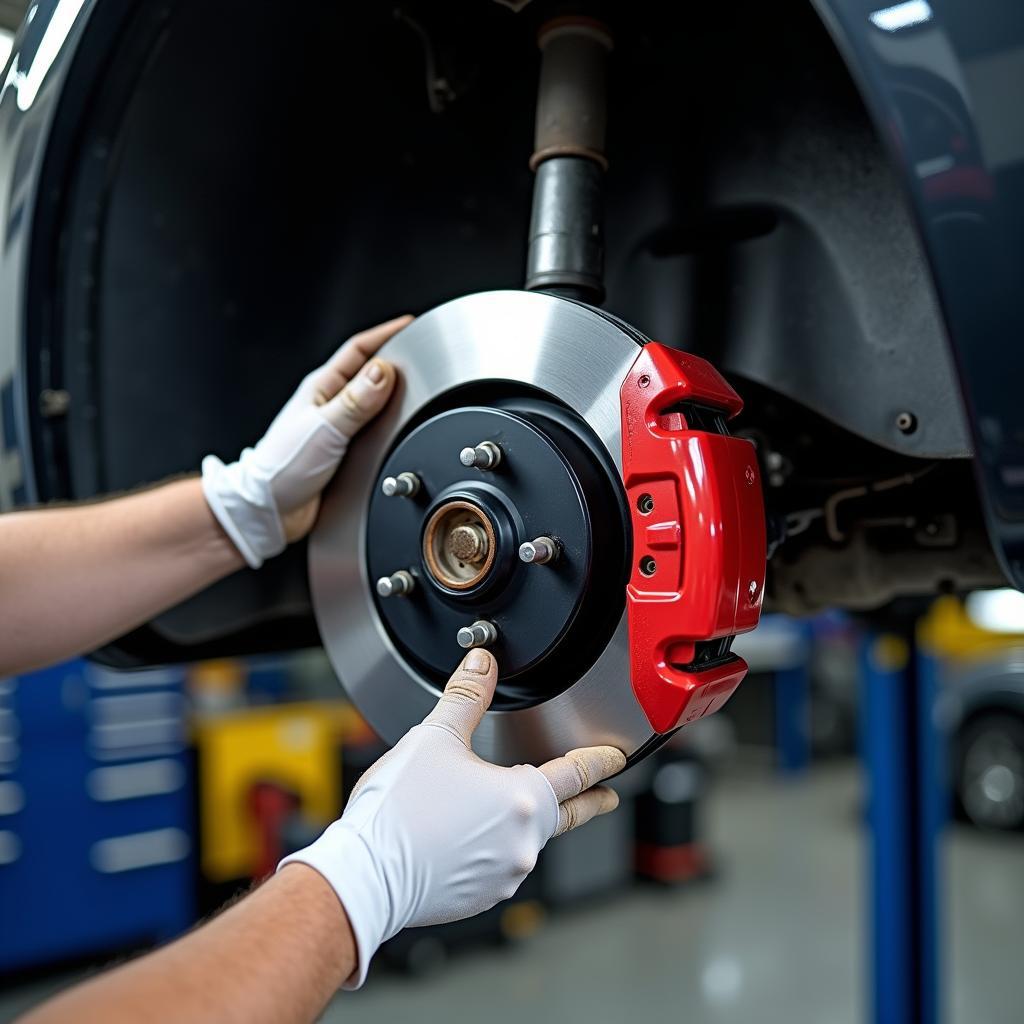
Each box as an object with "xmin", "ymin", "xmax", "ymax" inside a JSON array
[{"xmin": 193, "ymin": 703, "xmax": 347, "ymax": 882}]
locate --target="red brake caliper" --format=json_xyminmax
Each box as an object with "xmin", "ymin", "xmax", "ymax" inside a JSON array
[{"xmin": 620, "ymin": 343, "xmax": 767, "ymax": 734}]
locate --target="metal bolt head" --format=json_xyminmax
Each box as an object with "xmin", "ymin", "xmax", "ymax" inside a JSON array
[
  {"xmin": 381, "ymin": 471, "xmax": 420, "ymax": 498},
  {"xmin": 519, "ymin": 536, "xmax": 557, "ymax": 565},
  {"xmin": 895, "ymin": 411, "xmax": 917, "ymax": 434},
  {"xmin": 39, "ymin": 388, "xmax": 71, "ymax": 418},
  {"xmin": 376, "ymin": 570, "xmax": 415, "ymax": 598},
  {"xmin": 459, "ymin": 440, "xmax": 502, "ymax": 470},
  {"xmin": 456, "ymin": 619, "xmax": 498, "ymax": 649}
]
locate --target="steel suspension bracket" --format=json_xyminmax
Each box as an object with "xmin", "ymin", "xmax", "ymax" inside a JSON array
[{"xmin": 620, "ymin": 342, "xmax": 767, "ymax": 734}]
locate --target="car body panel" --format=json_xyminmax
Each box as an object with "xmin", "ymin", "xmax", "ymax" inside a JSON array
[{"xmin": 812, "ymin": 0, "xmax": 1024, "ymax": 587}]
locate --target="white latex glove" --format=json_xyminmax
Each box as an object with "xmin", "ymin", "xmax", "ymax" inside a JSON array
[
  {"xmin": 202, "ymin": 315, "xmax": 413, "ymax": 568},
  {"xmin": 279, "ymin": 648, "xmax": 626, "ymax": 988}
]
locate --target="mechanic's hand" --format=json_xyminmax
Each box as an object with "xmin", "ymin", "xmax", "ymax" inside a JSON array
[
  {"xmin": 279, "ymin": 649, "xmax": 626, "ymax": 988},
  {"xmin": 201, "ymin": 315, "xmax": 413, "ymax": 568}
]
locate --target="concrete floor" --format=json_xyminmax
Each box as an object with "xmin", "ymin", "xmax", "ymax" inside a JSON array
[
  {"xmin": 337, "ymin": 761, "xmax": 866, "ymax": 1024},
  {"xmin": 3, "ymin": 761, "xmax": 1023, "ymax": 1023}
]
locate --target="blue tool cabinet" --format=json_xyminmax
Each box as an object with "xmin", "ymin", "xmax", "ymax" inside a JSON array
[{"xmin": 0, "ymin": 660, "xmax": 195, "ymax": 973}]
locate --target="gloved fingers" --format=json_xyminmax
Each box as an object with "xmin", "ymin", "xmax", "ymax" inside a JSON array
[
  {"xmin": 553, "ymin": 784, "xmax": 619, "ymax": 838},
  {"xmin": 309, "ymin": 315, "xmax": 413, "ymax": 406},
  {"xmin": 319, "ymin": 357, "xmax": 398, "ymax": 439},
  {"xmin": 422, "ymin": 649, "xmax": 498, "ymax": 744},
  {"xmin": 537, "ymin": 745, "xmax": 626, "ymax": 803}
]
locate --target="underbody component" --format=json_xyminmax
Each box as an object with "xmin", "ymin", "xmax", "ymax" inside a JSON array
[
  {"xmin": 4, "ymin": 0, "xmax": 1019, "ymax": 668},
  {"xmin": 309, "ymin": 289, "xmax": 765, "ymax": 765},
  {"xmin": 525, "ymin": 17, "xmax": 611, "ymax": 303}
]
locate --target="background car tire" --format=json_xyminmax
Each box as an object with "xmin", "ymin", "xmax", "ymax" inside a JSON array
[{"xmin": 956, "ymin": 712, "xmax": 1024, "ymax": 832}]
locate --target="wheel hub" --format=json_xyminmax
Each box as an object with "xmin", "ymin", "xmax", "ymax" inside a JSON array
[{"xmin": 364, "ymin": 401, "xmax": 627, "ymax": 708}]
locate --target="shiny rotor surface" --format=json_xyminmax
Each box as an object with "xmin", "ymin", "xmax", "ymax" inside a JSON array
[{"xmin": 309, "ymin": 290, "xmax": 656, "ymax": 765}]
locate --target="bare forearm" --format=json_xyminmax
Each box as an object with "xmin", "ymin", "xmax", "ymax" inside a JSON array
[
  {"xmin": 20, "ymin": 865, "xmax": 355, "ymax": 1024},
  {"xmin": 0, "ymin": 478, "xmax": 245, "ymax": 675}
]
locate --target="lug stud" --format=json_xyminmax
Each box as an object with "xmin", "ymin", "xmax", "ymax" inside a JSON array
[
  {"xmin": 376, "ymin": 570, "xmax": 416, "ymax": 598},
  {"xmin": 519, "ymin": 536, "xmax": 558, "ymax": 565},
  {"xmin": 456, "ymin": 619, "xmax": 498, "ymax": 650},
  {"xmin": 459, "ymin": 440, "xmax": 502, "ymax": 470},
  {"xmin": 381, "ymin": 471, "xmax": 420, "ymax": 498}
]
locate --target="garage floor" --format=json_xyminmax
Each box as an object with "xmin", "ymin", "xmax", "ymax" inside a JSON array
[{"xmin": 3, "ymin": 762, "xmax": 1022, "ymax": 1024}]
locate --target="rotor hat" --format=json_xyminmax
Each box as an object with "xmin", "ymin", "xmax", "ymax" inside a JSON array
[{"xmin": 363, "ymin": 404, "xmax": 625, "ymax": 699}]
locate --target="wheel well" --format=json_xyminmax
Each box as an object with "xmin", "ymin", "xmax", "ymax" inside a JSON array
[{"xmin": 22, "ymin": 0, "xmax": 998, "ymax": 661}]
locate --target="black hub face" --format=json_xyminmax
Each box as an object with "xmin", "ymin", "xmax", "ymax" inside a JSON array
[{"xmin": 365, "ymin": 397, "xmax": 629, "ymax": 710}]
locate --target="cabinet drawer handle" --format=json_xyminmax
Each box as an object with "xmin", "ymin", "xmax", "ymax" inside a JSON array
[
  {"xmin": 90, "ymin": 828, "xmax": 190, "ymax": 873},
  {"xmin": 0, "ymin": 781, "xmax": 25, "ymax": 815},
  {"xmin": 87, "ymin": 760, "xmax": 184, "ymax": 801},
  {"xmin": 0, "ymin": 830, "xmax": 21, "ymax": 866}
]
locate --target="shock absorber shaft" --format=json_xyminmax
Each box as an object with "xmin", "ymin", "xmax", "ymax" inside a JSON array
[{"xmin": 525, "ymin": 17, "xmax": 612, "ymax": 305}]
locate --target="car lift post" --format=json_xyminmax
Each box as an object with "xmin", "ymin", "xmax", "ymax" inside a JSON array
[{"xmin": 860, "ymin": 627, "xmax": 946, "ymax": 1024}]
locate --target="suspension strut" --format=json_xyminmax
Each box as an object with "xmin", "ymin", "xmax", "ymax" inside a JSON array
[{"xmin": 525, "ymin": 16, "xmax": 612, "ymax": 304}]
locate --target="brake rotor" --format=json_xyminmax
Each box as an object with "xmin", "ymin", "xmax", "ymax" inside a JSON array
[{"xmin": 310, "ymin": 289, "xmax": 766, "ymax": 766}]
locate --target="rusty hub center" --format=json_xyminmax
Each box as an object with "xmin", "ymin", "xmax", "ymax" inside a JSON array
[{"xmin": 423, "ymin": 500, "xmax": 496, "ymax": 590}]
